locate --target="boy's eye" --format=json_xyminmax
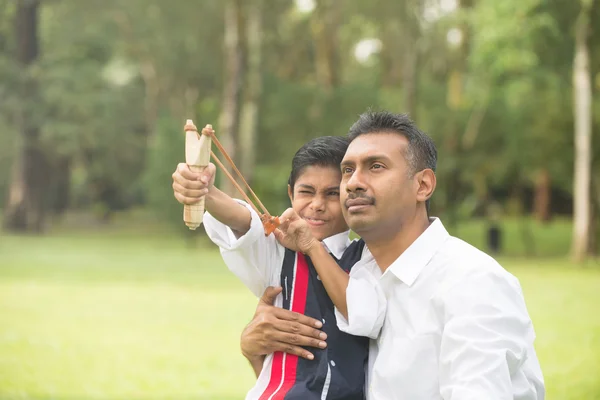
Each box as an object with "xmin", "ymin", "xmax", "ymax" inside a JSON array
[
  {"xmin": 298, "ymin": 190, "xmax": 313, "ymax": 195},
  {"xmin": 327, "ymin": 191, "xmax": 340, "ymax": 196}
]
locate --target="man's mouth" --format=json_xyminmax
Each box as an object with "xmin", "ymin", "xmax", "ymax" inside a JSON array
[
  {"xmin": 303, "ymin": 217, "xmax": 327, "ymax": 226},
  {"xmin": 345, "ymin": 197, "xmax": 375, "ymax": 212}
]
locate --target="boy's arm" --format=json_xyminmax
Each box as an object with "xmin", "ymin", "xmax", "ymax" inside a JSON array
[
  {"xmin": 173, "ymin": 162, "xmax": 251, "ymax": 235},
  {"xmin": 334, "ymin": 262, "xmax": 386, "ymax": 339},
  {"xmin": 173, "ymin": 162, "xmax": 282, "ymax": 296},
  {"xmin": 275, "ymin": 208, "xmax": 350, "ymax": 318}
]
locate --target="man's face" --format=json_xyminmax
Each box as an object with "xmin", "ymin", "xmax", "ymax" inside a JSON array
[
  {"xmin": 288, "ymin": 165, "xmax": 349, "ymax": 241},
  {"xmin": 340, "ymin": 132, "xmax": 418, "ymax": 240}
]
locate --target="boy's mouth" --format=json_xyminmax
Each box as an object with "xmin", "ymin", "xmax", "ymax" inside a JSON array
[{"xmin": 304, "ymin": 216, "xmax": 327, "ymax": 227}]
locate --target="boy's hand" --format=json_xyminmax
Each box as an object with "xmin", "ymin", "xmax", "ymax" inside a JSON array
[
  {"xmin": 172, "ymin": 162, "xmax": 216, "ymax": 205},
  {"xmin": 241, "ymin": 286, "xmax": 326, "ymax": 361},
  {"xmin": 274, "ymin": 208, "xmax": 320, "ymax": 254}
]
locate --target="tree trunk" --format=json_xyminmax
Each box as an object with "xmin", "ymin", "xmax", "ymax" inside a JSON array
[
  {"xmin": 238, "ymin": 0, "xmax": 263, "ymax": 185},
  {"xmin": 533, "ymin": 168, "xmax": 551, "ymax": 223},
  {"xmin": 571, "ymin": 0, "xmax": 594, "ymax": 262},
  {"xmin": 3, "ymin": 0, "xmax": 48, "ymax": 233},
  {"xmin": 401, "ymin": 0, "xmax": 420, "ymax": 120},
  {"xmin": 50, "ymin": 156, "xmax": 71, "ymax": 217},
  {"xmin": 217, "ymin": 0, "xmax": 244, "ymax": 196},
  {"xmin": 311, "ymin": 0, "xmax": 339, "ymax": 90}
]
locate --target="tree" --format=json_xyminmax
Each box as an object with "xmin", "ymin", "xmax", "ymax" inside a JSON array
[
  {"xmin": 238, "ymin": 0, "xmax": 264, "ymax": 185},
  {"xmin": 3, "ymin": 0, "xmax": 48, "ymax": 233},
  {"xmin": 217, "ymin": 0, "xmax": 245, "ymax": 196},
  {"xmin": 571, "ymin": 0, "xmax": 595, "ymax": 262}
]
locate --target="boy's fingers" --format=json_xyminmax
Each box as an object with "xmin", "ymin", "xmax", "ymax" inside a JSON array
[
  {"xmin": 172, "ymin": 182, "xmax": 209, "ymax": 199},
  {"xmin": 278, "ymin": 208, "xmax": 296, "ymax": 225},
  {"xmin": 172, "ymin": 172, "xmax": 206, "ymax": 191},
  {"xmin": 174, "ymin": 192, "xmax": 204, "ymax": 206},
  {"xmin": 176, "ymin": 163, "xmax": 200, "ymax": 180}
]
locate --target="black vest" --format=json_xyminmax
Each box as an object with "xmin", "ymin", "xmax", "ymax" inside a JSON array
[{"xmin": 258, "ymin": 239, "xmax": 369, "ymax": 400}]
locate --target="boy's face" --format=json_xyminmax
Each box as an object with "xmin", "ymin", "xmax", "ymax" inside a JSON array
[{"xmin": 288, "ymin": 165, "xmax": 349, "ymax": 241}]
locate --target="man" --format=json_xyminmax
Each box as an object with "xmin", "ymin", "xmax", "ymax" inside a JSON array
[
  {"xmin": 172, "ymin": 136, "xmax": 368, "ymax": 399},
  {"xmin": 242, "ymin": 110, "xmax": 545, "ymax": 399}
]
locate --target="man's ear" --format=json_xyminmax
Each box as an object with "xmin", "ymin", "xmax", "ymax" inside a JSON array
[
  {"xmin": 288, "ymin": 184, "xmax": 293, "ymax": 203},
  {"xmin": 416, "ymin": 169, "xmax": 436, "ymax": 203}
]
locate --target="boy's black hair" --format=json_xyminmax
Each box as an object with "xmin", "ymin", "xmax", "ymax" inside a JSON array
[{"xmin": 288, "ymin": 136, "xmax": 349, "ymax": 192}]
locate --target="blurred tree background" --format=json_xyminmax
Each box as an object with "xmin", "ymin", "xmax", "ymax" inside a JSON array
[
  {"xmin": 1, "ymin": 0, "xmax": 599, "ymax": 258},
  {"xmin": 2, "ymin": 1, "xmax": 600, "ymax": 399}
]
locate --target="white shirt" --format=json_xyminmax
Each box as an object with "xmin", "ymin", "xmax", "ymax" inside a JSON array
[
  {"xmin": 203, "ymin": 199, "xmax": 353, "ymax": 400},
  {"xmin": 336, "ymin": 218, "xmax": 545, "ymax": 400},
  {"xmin": 203, "ymin": 199, "xmax": 351, "ymax": 297}
]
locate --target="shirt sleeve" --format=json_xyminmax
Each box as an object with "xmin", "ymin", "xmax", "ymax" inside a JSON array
[
  {"xmin": 203, "ymin": 199, "xmax": 284, "ymax": 297},
  {"xmin": 335, "ymin": 262, "xmax": 386, "ymax": 339},
  {"xmin": 438, "ymin": 266, "xmax": 545, "ymax": 400}
]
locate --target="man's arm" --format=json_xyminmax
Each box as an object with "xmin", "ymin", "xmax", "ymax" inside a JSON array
[
  {"xmin": 439, "ymin": 267, "xmax": 544, "ymax": 399},
  {"xmin": 241, "ymin": 286, "xmax": 327, "ymax": 377}
]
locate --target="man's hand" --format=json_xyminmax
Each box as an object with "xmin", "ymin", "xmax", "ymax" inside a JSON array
[
  {"xmin": 274, "ymin": 208, "xmax": 320, "ymax": 254},
  {"xmin": 241, "ymin": 286, "xmax": 327, "ymax": 362},
  {"xmin": 171, "ymin": 162, "xmax": 216, "ymax": 205}
]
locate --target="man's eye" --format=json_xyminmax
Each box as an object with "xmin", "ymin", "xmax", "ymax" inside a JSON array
[
  {"xmin": 342, "ymin": 167, "xmax": 353, "ymax": 174},
  {"xmin": 372, "ymin": 164, "xmax": 384, "ymax": 170}
]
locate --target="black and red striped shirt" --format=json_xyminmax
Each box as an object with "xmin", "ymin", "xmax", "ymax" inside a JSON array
[{"xmin": 253, "ymin": 239, "xmax": 369, "ymax": 400}]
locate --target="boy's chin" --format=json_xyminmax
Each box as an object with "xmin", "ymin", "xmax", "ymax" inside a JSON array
[{"xmin": 310, "ymin": 225, "xmax": 344, "ymax": 241}]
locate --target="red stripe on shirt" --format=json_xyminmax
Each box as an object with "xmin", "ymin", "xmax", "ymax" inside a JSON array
[
  {"xmin": 258, "ymin": 352, "xmax": 284, "ymax": 400},
  {"xmin": 260, "ymin": 253, "xmax": 310, "ymax": 400},
  {"xmin": 271, "ymin": 253, "xmax": 309, "ymax": 399}
]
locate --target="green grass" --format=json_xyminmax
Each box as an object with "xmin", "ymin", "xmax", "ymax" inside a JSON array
[{"xmin": 1, "ymin": 219, "xmax": 600, "ymax": 399}]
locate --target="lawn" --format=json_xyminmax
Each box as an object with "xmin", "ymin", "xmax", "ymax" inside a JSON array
[{"xmin": 1, "ymin": 219, "xmax": 599, "ymax": 399}]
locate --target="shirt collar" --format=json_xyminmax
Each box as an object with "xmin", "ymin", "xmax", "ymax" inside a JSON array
[
  {"xmin": 322, "ymin": 230, "xmax": 352, "ymax": 259},
  {"xmin": 385, "ymin": 217, "xmax": 449, "ymax": 286}
]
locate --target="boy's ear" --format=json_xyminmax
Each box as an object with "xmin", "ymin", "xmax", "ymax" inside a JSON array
[{"xmin": 287, "ymin": 184, "xmax": 293, "ymax": 202}]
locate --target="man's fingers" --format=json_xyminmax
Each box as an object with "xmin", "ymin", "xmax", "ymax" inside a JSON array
[
  {"xmin": 278, "ymin": 320, "xmax": 328, "ymax": 341},
  {"xmin": 260, "ymin": 286, "xmax": 282, "ymax": 306},
  {"xmin": 273, "ymin": 307, "xmax": 323, "ymax": 329},
  {"xmin": 273, "ymin": 341, "xmax": 315, "ymax": 360},
  {"xmin": 274, "ymin": 330, "xmax": 327, "ymax": 349}
]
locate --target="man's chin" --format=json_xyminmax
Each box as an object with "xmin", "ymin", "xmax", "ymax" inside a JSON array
[{"xmin": 346, "ymin": 215, "xmax": 375, "ymax": 234}]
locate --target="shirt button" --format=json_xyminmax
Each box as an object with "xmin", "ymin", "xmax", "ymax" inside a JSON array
[
  {"xmin": 322, "ymin": 318, "xmax": 326, "ymax": 324},
  {"xmin": 330, "ymin": 360, "xmax": 336, "ymax": 367},
  {"xmin": 317, "ymin": 275, "xmax": 321, "ymax": 280}
]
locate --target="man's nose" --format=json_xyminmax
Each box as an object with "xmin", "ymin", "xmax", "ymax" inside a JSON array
[{"xmin": 346, "ymin": 169, "xmax": 366, "ymax": 193}]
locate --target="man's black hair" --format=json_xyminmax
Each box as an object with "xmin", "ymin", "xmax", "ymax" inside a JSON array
[
  {"xmin": 347, "ymin": 110, "xmax": 437, "ymax": 176},
  {"xmin": 288, "ymin": 136, "xmax": 349, "ymax": 192}
]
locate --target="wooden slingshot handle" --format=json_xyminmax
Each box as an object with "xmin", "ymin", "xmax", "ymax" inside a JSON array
[{"xmin": 183, "ymin": 119, "xmax": 212, "ymax": 230}]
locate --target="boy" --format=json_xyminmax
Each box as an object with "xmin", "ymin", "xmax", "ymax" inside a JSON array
[{"xmin": 172, "ymin": 136, "xmax": 368, "ymax": 399}]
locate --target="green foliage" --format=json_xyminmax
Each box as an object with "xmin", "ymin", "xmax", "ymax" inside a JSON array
[{"xmin": 1, "ymin": 0, "xmax": 599, "ymax": 230}]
